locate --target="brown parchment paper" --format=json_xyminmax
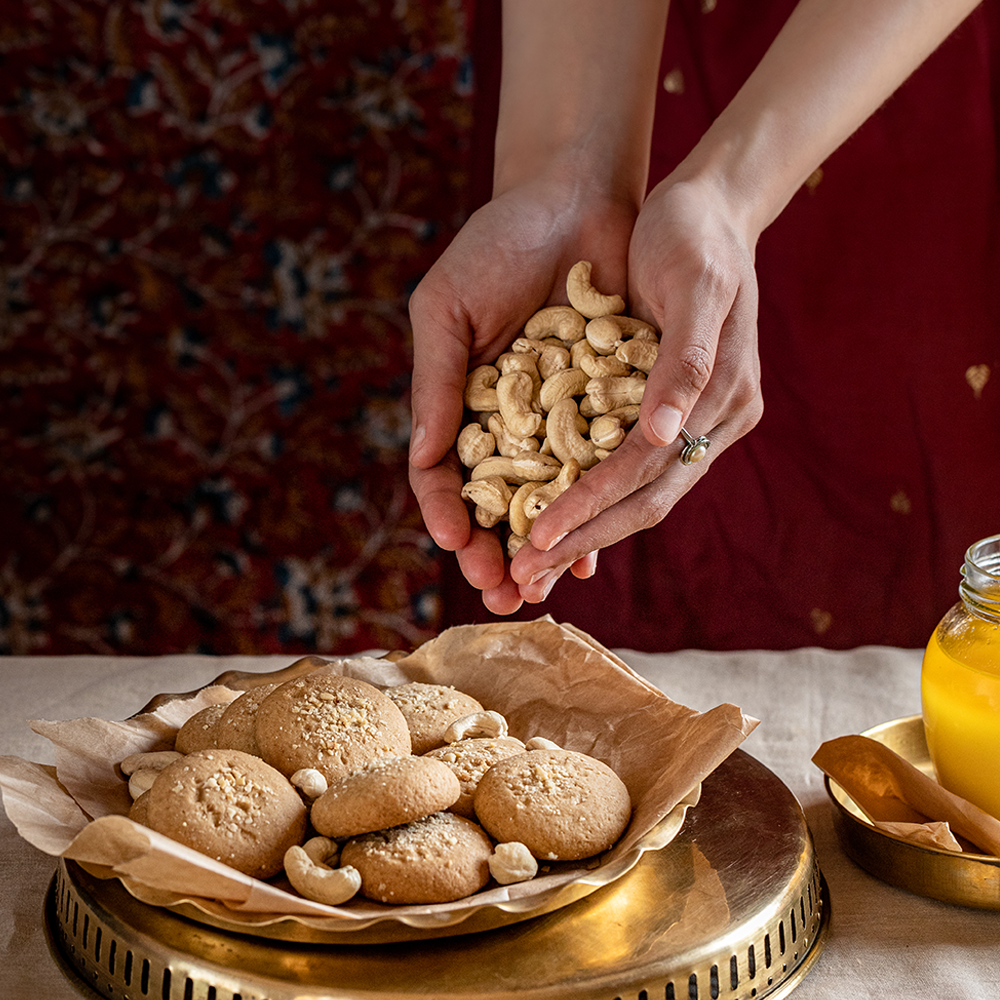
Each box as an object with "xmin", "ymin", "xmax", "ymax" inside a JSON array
[
  {"xmin": 813, "ymin": 734, "xmax": 1000, "ymax": 856},
  {"xmin": 0, "ymin": 618, "xmax": 758, "ymax": 932}
]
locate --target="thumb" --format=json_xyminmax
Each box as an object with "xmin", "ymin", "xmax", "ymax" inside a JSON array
[{"xmin": 639, "ymin": 283, "xmax": 731, "ymax": 448}]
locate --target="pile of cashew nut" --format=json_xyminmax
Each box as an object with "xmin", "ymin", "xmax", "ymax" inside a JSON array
[{"xmin": 459, "ymin": 261, "xmax": 659, "ymax": 555}]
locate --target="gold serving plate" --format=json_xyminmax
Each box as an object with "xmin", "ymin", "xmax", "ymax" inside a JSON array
[
  {"xmin": 825, "ymin": 714, "xmax": 1000, "ymax": 909},
  {"xmin": 46, "ymin": 748, "xmax": 829, "ymax": 1000}
]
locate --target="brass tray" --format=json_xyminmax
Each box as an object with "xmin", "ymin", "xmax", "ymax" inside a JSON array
[
  {"xmin": 825, "ymin": 714, "xmax": 1000, "ymax": 909},
  {"xmin": 46, "ymin": 747, "xmax": 829, "ymax": 1000}
]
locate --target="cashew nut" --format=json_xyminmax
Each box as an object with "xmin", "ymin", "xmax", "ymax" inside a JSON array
[
  {"xmin": 284, "ymin": 841, "xmax": 361, "ymax": 906},
  {"xmin": 496, "ymin": 371, "xmax": 543, "ymax": 438},
  {"xmin": 538, "ymin": 367, "xmax": 589, "ymax": 412},
  {"xmin": 456, "ymin": 423, "xmax": 497, "ymax": 468},
  {"xmin": 444, "ymin": 710, "xmax": 509, "ymax": 742},
  {"xmin": 566, "ymin": 261, "xmax": 625, "ymax": 319},
  {"xmin": 524, "ymin": 459, "xmax": 581, "ymax": 520},
  {"xmin": 524, "ymin": 305, "xmax": 586, "ymax": 343},
  {"xmin": 508, "ymin": 480, "xmax": 547, "ymax": 538},
  {"xmin": 585, "ymin": 375, "xmax": 646, "ymax": 414},
  {"xmin": 461, "ymin": 475, "xmax": 513, "ymax": 516},
  {"xmin": 290, "ymin": 768, "xmax": 329, "ymax": 800},
  {"xmin": 488, "ymin": 413, "xmax": 541, "ymax": 458},
  {"xmin": 464, "ymin": 365, "xmax": 500, "ymax": 411},
  {"xmin": 616, "ymin": 338, "xmax": 658, "ymax": 374},
  {"xmin": 476, "ymin": 505, "xmax": 504, "ymax": 528},
  {"xmin": 469, "ymin": 456, "xmax": 519, "ymax": 483},
  {"xmin": 497, "ymin": 352, "xmax": 543, "ymax": 400},
  {"xmin": 507, "ymin": 533, "xmax": 530, "ymax": 558},
  {"xmin": 545, "ymin": 397, "xmax": 599, "ymax": 470},
  {"xmin": 489, "ymin": 842, "xmax": 539, "ymax": 884},
  {"xmin": 585, "ymin": 314, "xmax": 655, "ymax": 355},
  {"xmin": 510, "ymin": 337, "xmax": 543, "ymax": 357},
  {"xmin": 524, "ymin": 737, "xmax": 562, "ymax": 751},
  {"xmin": 511, "ymin": 450, "xmax": 562, "ymax": 482},
  {"xmin": 128, "ymin": 769, "xmax": 161, "ymax": 800},
  {"xmin": 578, "ymin": 353, "xmax": 631, "ymax": 379},
  {"xmin": 589, "ymin": 413, "xmax": 627, "ymax": 451},
  {"xmin": 537, "ymin": 344, "xmax": 571, "ymax": 381},
  {"xmin": 120, "ymin": 751, "xmax": 184, "ymax": 776},
  {"xmin": 570, "ymin": 338, "xmax": 597, "ymax": 368}
]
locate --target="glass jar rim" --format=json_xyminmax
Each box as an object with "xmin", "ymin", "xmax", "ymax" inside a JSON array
[{"xmin": 961, "ymin": 533, "xmax": 1000, "ymax": 621}]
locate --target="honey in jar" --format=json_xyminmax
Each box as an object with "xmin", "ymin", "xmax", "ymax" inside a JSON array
[{"xmin": 921, "ymin": 534, "xmax": 1000, "ymax": 821}]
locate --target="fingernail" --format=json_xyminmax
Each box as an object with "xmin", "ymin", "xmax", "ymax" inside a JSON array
[
  {"xmin": 544, "ymin": 532, "xmax": 567, "ymax": 552},
  {"xmin": 650, "ymin": 404, "xmax": 683, "ymax": 446}
]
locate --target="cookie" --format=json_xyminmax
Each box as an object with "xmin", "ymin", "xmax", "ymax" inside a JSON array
[
  {"xmin": 128, "ymin": 789, "xmax": 150, "ymax": 826},
  {"xmin": 174, "ymin": 703, "xmax": 227, "ymax": 754},
  {"xmin": 213, "ymin": 683, "xmax": 279, "ymax": 756},
  {"xmin": 340, "ymin": 811, "xmax": 494, "ymax": 904},
  {"xmin": 383, "ymin": 682, "xmax": 484, "ymax": 754},
  {"xmin": 145, "ymin": 748, "xmax": 308, "ymax": 879},
  {"xmin": 473, "ymin": 748, "xmax": 631, "ymax": 860},
  {"xmin": 310, "ymin": 754, "xmax": 461, "ymax": 839},
  {"xmin": 423, "ymin": 737, "xmax": 526, "ymax": 818},
  {"xmin": 254, "ymin": 671, "xmax": 411, "ymax": 782}
]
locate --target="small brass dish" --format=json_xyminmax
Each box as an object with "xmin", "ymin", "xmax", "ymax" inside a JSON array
[{"xmin": 825, "ymin": 715, "xmax": 1000, "ymax": 909}]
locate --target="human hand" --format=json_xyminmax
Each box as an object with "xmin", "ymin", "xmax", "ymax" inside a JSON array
[
  {"xmin": 407, "ymin": 178, "xmax": 636, "ymax": 614},
  {"xmin": 507, "ymin": 174, "xmax": 764, "ymax": 602}
]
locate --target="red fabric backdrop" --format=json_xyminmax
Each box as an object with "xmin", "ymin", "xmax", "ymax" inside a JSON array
[{"xmin": 442, "ymin": 0, "xmax": 1000, "ymax": 651}]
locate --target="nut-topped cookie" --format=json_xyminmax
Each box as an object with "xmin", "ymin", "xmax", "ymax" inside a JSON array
[
  {"xmin": 310, "ymin": 754, "xmax": 461, "ymax": 839},
  {"xmin": 254, "ymin": 672, "xmax": 411, "ymax": 782},
  {"xmin": 473, "ymin": 748, "xmax": 631, "ymax": 860},
  {"xmin": 213, "ymin": 683, "xmax": 279, "ymax": 756},
  {"xmin": 423, "ymin": 736, "xmax": 526, "ymax": 818},
  {"xmin": 383, "ymin": 682, "xmax": 485, "ymax": 754},
  {"xmin": 145, "ymin": 748, "xmax": 307, "ymax": 879},
  {"xmin": 340, "ymin": 811, "xmax": 494, "ymax": 904}
]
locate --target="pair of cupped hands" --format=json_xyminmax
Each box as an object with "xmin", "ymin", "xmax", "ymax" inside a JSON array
[{"xmin": 408, "ymin": 173, "xmax": 764, "ymax": 614}]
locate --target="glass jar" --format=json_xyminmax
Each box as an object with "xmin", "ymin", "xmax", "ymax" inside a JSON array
[{"xmin": 921, "ymin": 534, "xmax": 1000, "ymax": 821}]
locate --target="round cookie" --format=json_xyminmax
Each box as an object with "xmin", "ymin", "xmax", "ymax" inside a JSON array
[
  {"xmin": 174, "ymin": 703, "xmax": 227, "ymax": 754},
  {"xmin": 473, "ymin": 749, "xmax": 632, "ymax": 861},
  {"xmin": 214, "ymin": 683, "xmax": 279, "ymax": 756},
  {"xmin": 145, "ymin": 748, "xmax": 307, "ymax": 879},
  {"xmin": 340, "ymin": 811, "xmax": 494, "ymax": 904},
  {"xmin": 423, "ymin": 737, "xmax": 526, "ymax": 818},
  {"xmin": 383, "ymin": 682, "xmax": 485, "ymax": 754},
  {"xmin": 311, "ymin": 755, "xmax": 461, "ymax": 839},
  {"xmin": 254, "ymin": 671, "xmax": 411, "ymax": 782},
  {"xmin": 128, "ymin": 789, "xmax": 150, "ymax": 826}
]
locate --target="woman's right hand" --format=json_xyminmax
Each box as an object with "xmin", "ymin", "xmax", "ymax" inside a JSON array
[{"xmin": 407, "ymin": 176, "xmax": 637, "ymax": 614}]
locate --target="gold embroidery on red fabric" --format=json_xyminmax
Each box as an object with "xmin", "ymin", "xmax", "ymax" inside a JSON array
[
  {"xmin": 890, "ymin": 491, "xmax": 912, "ymax": 515},
  {"xmin": 810, "ymin": 609, "xmax": 833, "ymax": 635},
  {"xmin": 805, "ymin": 167, "xmax": 824, "ymax": 192},
  {"xmin": 662, "ymin": 68, "xmax": 685, "ymax": 94},
  {"xmin": 966, "ymin": 364, "xmax": 990, "ymax": 399}
]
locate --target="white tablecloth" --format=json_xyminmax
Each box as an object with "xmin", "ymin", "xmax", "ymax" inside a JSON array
[{"xmin": 2, "ymin": 647, "xmax": 998, "ymax": 999}]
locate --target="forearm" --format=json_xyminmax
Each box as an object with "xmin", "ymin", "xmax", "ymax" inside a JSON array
[
  {"xmin": 669, "ymin": 0, "xmax": 983, "ymax": 237},
  {"xmin": 495, "ymin": 0, "xmax": 669, "ymax": 206}
]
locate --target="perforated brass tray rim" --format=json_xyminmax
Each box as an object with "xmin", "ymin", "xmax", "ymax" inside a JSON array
[
  {"xmin": 44, "ymin": 748, "xmax": 830, "ymax": 1000},
  {"xmin": 825, "ymin": 714, "xmax": 1000, "ymax": 910}
]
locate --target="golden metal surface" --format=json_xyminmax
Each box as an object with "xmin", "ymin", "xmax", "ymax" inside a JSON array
[
  {"xmin": 46, "ymin": 748, "xmax": 828, "ymax": 1000},
  {"xmin": 826, "ymin": 714, "xmax": 1000, "ymax": 910}
]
